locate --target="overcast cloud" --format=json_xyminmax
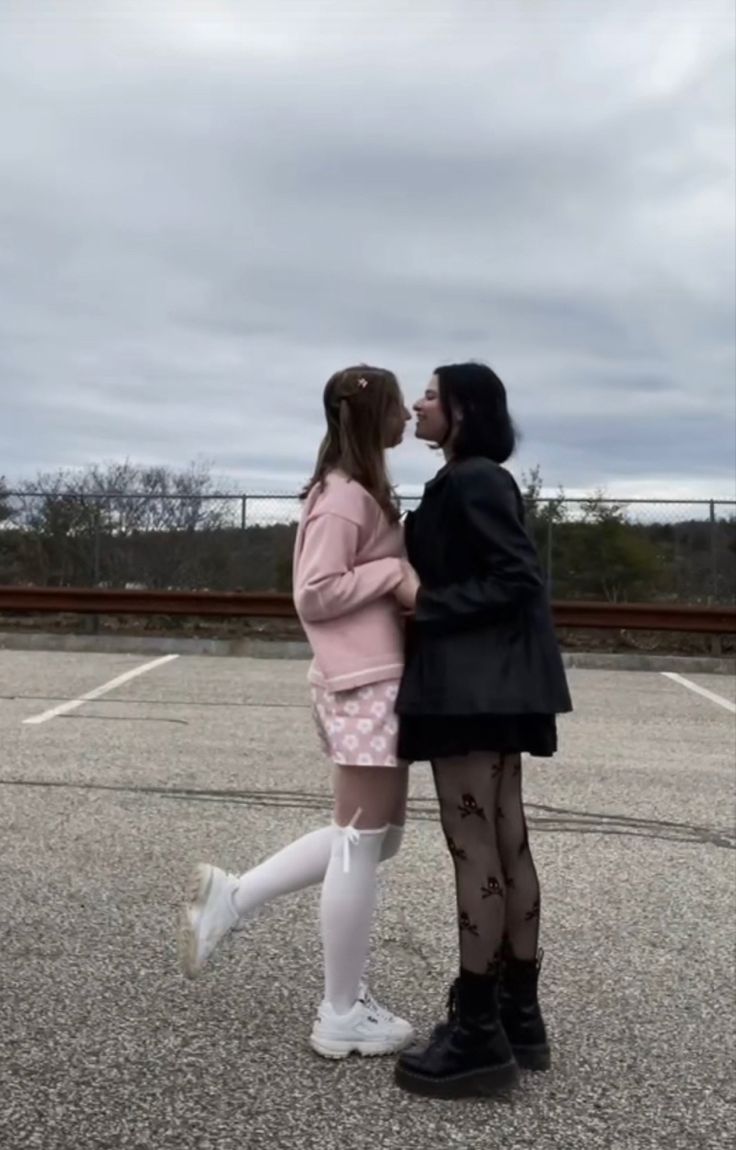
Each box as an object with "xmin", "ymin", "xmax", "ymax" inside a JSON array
[{"xmin": 1, "ymin": 0, "xmax": 734, "ymax": 499}]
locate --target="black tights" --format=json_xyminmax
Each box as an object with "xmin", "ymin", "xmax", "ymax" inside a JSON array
[{"xmin": 432, "ymin": 752, "xmax": 541, "ymax": 975}]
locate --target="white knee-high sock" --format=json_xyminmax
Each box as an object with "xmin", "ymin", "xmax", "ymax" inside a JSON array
[
  {"xmin": 231, "ymin": 823, "xmax": 404, "ymax": 919},
  {"xmin": 320, "ymin": 825, "xmax": 388, "ymax": 1014},
  {"xmin": 231, "ymin": 826, "xmax": 334, "ymax": 917}
]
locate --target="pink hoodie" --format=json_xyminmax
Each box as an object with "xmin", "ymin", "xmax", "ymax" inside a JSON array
[{"xmin": 293, "ymin": 472, "xmax": 406, "ymax": 692}]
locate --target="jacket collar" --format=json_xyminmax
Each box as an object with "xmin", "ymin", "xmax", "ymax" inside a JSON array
[{"xmin": 424, "ymin": 460, "xmax": 455, "ymax": 491}]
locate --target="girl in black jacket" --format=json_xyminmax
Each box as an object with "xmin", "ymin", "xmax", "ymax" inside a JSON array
[{"xmin": 394, "ymin": 362, "xmax": 572, "ymax": 1099}]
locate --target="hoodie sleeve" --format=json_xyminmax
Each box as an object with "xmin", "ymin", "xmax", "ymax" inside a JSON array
[{"xmin": 294, "ymin": 512, "xmax": 404, "ymax": 623}]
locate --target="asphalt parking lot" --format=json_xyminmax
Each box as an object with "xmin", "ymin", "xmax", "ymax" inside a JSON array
[{"xmin": 1, "ymin": 650, "xmax": 734, "ymax": 1150}]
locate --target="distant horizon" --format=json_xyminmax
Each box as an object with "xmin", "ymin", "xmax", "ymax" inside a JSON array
[{"xmin": 3, "ymin": 465, "xmax": 734, "ymax": 507}]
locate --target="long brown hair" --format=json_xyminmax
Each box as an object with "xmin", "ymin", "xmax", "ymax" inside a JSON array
[{"xmin": 301, "ymin": 365, "xmax": 402, "ymax": 523}]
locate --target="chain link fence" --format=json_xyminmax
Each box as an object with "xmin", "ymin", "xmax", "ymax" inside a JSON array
[
  {"xmin": 525, "ymin": 498, "xmax": 735, "ymax": 607},
  {"xmin": 1, "ymin": 490, "xmax": 734, "ymax": 604}
]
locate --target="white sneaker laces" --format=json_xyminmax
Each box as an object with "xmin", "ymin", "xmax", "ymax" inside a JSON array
[{"xmin": 358, "ymin": 985, "xmax": 396, "ymax": 1023}]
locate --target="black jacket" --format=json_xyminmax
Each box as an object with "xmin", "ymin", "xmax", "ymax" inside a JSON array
[{"xmin": 397, "ymin": 457, "xmax": 572, "ymax": 718}]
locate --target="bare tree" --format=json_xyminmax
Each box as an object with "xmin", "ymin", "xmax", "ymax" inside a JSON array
[
  {"xmin": 11, "ymin": 461, "xmax": 235, "ymax": 588},
  {"xmin": 521, "ymin": 465, "xmax": 567, "ymax": 527}
]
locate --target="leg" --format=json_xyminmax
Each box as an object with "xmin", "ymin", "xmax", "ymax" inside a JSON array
[
  {"xmin": 496, "ymin": 753, "xmax": 549, "ymax": 1071},
  {"xmin": 178, "ymin": 770, "xmax": 408, "ymax": 980},
  {"xmin": 496, "ymin": 754, "xmax": 541, "ymax": 960},
  {"xmin": 231, "ymin": 825, "xmax": 339, "ymax": 917},
  {"xmin": 432, "ymin": 753, "xmax": 507, "ymax": 975},
  {"xmin": 311, "ymin": 765, "xmax": 414, "ymax": 1058},
  {"xmin": 229, "ymin": 757, "xmax": 408, "ymax": 919},
  {"xmin": 322, "ymin": 765, "xmax": 408, "ymax": 1010},
  {"xmin": 395, "ymin": 754, "xmax": 518, "ymax": 1098},
  {"xmin": 231, "ymin": 816, "xmax": 405, "ymax": 920}
]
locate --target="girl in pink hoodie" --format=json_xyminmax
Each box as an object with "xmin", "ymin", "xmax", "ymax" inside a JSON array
[{"xmin": 179, "ymin": 365, "xmax": 418, "ymax": 1059}]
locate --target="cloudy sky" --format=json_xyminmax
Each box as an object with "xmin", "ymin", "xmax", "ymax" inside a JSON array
[{"xmin": 1, "ymin": 0, "xmax": 734, "ymax": 499}]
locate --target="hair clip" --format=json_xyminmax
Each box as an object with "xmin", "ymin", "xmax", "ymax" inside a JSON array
[{"xmin": 357, "ymin": 377, "xmax": 369, "ymax": 389}]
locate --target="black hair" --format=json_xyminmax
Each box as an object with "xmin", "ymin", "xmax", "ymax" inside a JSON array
[{"xmin": 435, "ymin": 362, "xmax": 517, "ymax": 463}]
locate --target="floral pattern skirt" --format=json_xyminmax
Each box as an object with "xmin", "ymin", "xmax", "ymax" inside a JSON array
[{"xmin": 310, "ymin": 679, "xmax": 404, "ymax": 767}]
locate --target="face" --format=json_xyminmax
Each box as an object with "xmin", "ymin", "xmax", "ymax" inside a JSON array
[
  {"xmin": 414, "ymin": 375, "xmax": 450, "ymax": 445},
  {"xmin": 384, "ymin": 389, "xmax": 412, "ymax": 448}
]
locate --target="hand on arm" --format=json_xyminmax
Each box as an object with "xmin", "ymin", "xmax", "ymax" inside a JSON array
[{"xmin": 394, "ymin": 560, "xmax": 421, "ymax": 613}]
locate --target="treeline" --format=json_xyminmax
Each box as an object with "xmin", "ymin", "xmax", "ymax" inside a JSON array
[
  {"xmin": 520, "ymin": 468, "xmax": 734, "ymax": 605},
  {"xmin": 0, "ymin": 463, "xmax": 295, "ymax": 592},
  {"xmin": 0, "ymin": 463, "xmax": 734, "ymax": 604}
]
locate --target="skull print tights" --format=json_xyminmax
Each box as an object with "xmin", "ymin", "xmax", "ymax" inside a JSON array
[{"xmin": 431, "ymin": 752, "xmax": 541, "ymax": 974}]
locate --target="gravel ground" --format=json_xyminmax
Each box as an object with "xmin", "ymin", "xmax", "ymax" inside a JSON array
[{"xmin": 1, "ymin": 651, "xmax": 734, "ymax": 1150}]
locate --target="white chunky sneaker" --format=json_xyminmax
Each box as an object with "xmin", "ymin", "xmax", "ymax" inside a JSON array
[
  {"xmin": 310, "ymin": 995, "xmax": 415, "ymax": 1060},
  {"xmin": 358, "ymin": 984, "xmax": 410, "ymax": 1028},
  {"xmin": 178, "ymin": 864, "xmax": 240, "ymax": 979}
]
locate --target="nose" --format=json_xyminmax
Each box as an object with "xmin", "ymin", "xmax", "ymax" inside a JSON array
[
  {"xmin": 413, "ymin": 398, "xmax": 423, "ymax": 414},
  {"xmin": 404, "ymin": 405, "xmax": 412, "ymax": 422}
]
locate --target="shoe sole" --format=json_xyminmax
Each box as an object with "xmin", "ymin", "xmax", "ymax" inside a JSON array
[
  {"xmin": 394, "ymin": 1058, "xmax": 519, "ymax": 1099},
  {"xmin": 512, "ymin": 1042, "xmax": 551, "ymax": 1072},
  {"xmin": 310, "ymin": 1031, "xmax": 415, "ymax": 1061},
  {"xmin": 177, "ymin": 864, "xmax": 214, "ymax": 980}
]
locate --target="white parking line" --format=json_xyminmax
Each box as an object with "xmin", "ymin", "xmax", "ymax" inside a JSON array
[
  {"xmin": 661, "ymin": 672, "xmax": 736, "ymax": 714},
  {"xmin": 22, "ymin": 655, "xmax": 180, "ymax": 726}
]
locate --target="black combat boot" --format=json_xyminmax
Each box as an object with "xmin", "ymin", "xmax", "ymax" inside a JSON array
[
  {"xmin": 394, "ymin": 971, "xmax": 519, "ymax": 1099},
  {"xmin": 498, "ymin": 948, "xmax": 550, "ymax": 1071}
]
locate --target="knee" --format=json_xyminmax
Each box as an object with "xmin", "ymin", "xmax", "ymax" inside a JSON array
[{"xmin": 331, "ymin": 816, "xmax": 390, "ymax": 874}]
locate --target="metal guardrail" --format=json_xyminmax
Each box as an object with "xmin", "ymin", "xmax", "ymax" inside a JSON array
[
  {"xmin": 4, "ymin": 492, "xmax": 734, "ymax": 607},
  {"xmin": 0, "ymin": 586, "xmax": 734, "ymax": 634}
]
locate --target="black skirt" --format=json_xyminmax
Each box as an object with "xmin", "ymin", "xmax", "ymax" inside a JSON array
[{"xmin": 397, "ymin": 712, "xmax": 557, "ymax": 763}]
